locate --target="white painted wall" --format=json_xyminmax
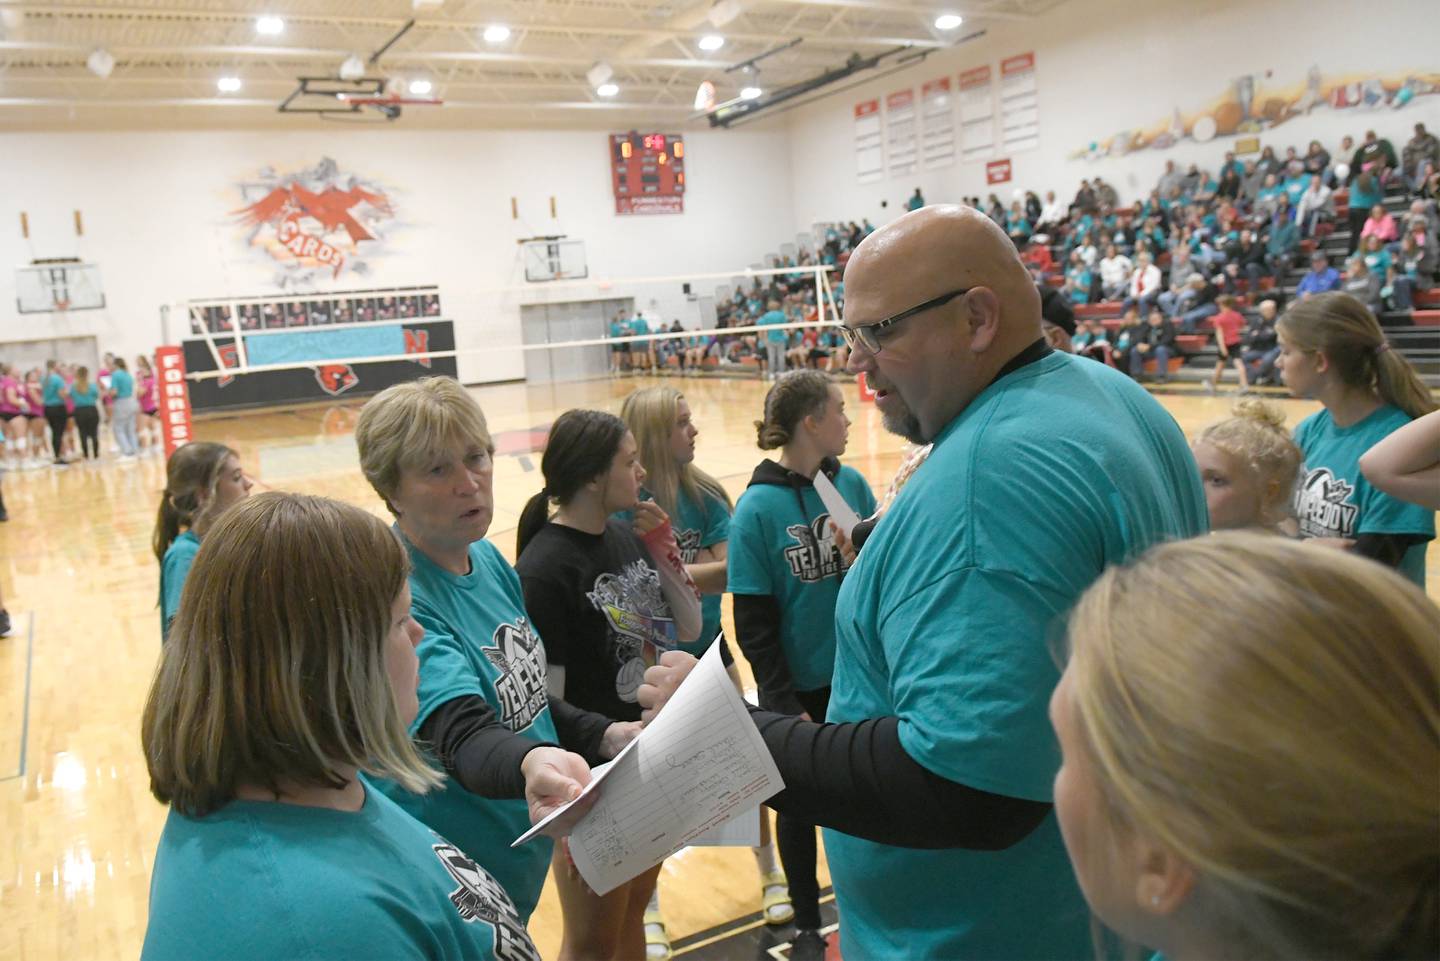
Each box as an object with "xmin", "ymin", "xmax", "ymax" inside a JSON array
[
  {"xmin": 0, "ymin": 125, "xmax": 794, "ymax": 384},
  {"xmin": 783, "ymin": 0, "xmax": 1440, "ymax": 230}
]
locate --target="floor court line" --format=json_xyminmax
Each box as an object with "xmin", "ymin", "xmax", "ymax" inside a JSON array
[{"xmin": 1, "ymin": 611, "xmax": 36, "ymax": 783}]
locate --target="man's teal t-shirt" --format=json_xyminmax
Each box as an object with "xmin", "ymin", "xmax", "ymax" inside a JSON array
[
  {"xmin": 160, "ymin": 530, "xmax": 201, "ymax": 643},
  {"xmin": 141, "ymin": 784, "xmax": 536, "ymax": 961},
  {"xmin": 673, "ymin": 487, "xmax": 732, "ymax": 655},
  {"xmin": 824, "ymin": 350, "xmax": 1207, "ymax": 960},
  {"xmin": 728, "ymin": 464, "xmax": 877, "ymax": 691},
  {"xmin": 110, "ymin": 367, "xmax": 135, "ymax": 399},
  {"xmin": 42, "ymin": 371, "xmax": 65, "ymax": 406},
  {"xmin": 372, "ymin": 537, "xmax": 559, "ymax": 921},
  {"xmin": 758, "ymin": 309, "xmax": 789, "ymax": 344},
  {"xmin": 1293, "ymin": 405, "xmax": 1434, "ymax": 586}
]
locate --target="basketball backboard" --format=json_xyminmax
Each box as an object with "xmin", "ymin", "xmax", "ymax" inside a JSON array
[{"xmin": 15, "ymin": 261, "xmax": 106, "ymax": 312}]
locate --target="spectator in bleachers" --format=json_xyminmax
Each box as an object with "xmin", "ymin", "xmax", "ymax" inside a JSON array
[
  {"xmin": 1297, "ymin": 251, "xmax": 1342, "ymax": 300},
  {"xmin": 1361, "ymin": 203, "xmax": 1399, "ymax": 246},
  {"xmin": 1072, "ymin": 179, "xmax": 1097, "ymax": 216},
  {"xmin": 1073, "ymin": 232, "xmax": 1099, "ymax": 269},
  {"xmin": 1178, "ymin": 274, "xmax": 1223, "ymax": 334},
  {"xmin": 1036, "ymin": 190, "xmax": 1066, "ymax": 235},
  {"xmin": 1128, "ymin": 308, "xmax": 1177, "ymax": 384},
  {"xmin": 1094, "ymin": 177, "xmax": 1119, "ymax": 209},
  {"xmin": 1122, "ymin": 252, "xmax": 1162, "ymax": 316},
  {"xmin": 1216, "ymin": 166, "xmax": 1242, "ymax": 201},
  {"xmin": 1390, "ymin": 233, "xmax": 1425, "ymax": 311},
  {"xmin": 1207, "ymin": 295, "xmax": 1249, "ymax": 393},
  {"xmin": 1064, "ymin": 250, "xmax": 1093, "ymax": 305},
  {"xmin": 1304, "ymin": 139, "xmax": 1331, "ymax": 179},
  {"xmin": 907, "ymin": 188, "xmax": 925, "ymax": 212},
  {"xmin": 1334, "ymin": 135, "xmax": 1356, "ymax": 184},
  {"xmin": 1405, "ymin": 123, "xmax": 1440, "ymax": 193},
  {"xmin": 1403, "ymin": 208, "xmax": 1436, "ymax": 280},
  {"xmin": 1240, "ymin": 299, "xmax": 1282, "ymax": 386},
  {"xmin": 1024, "ymin": 191, "xmax": 1042, "ymax": 224},
  {"xmin": 1021, "ymin": 240, "xmax": 1055, "ymax": 280},
  {"xmin": 1235, "ymin": 227, "xmax": 1268, "ymax": 287},
  {"xmin": 1281, "ymin": 161, "xmax": 1311, "ymax": 208},
  {"xmin": 1353, "ymin": 129, "xmax": 1398, "ymax": 183},
  {"xmin": 1157, "ymin": 160, "xmax": 1183, "ymax": 199},
  {"xmin": 1341, "ymin": 256, "xmax": 1383, "ymax": 314},
  {"xmin": 1219, "ymin": 150, "xmax": 1243, "ymax": 179},
  {"xmin": 1039, "ymin": 286, "xmax": 1076, "ymax": 353},
  {"xmin": 1264, "ymin": 199, "xmax": 1301, "ymax": 280},
  {"xmin": 1361, "ymin": 234, "xmax": 1393, "ymax": 285},
  {"xmin": 1006, "ymin": 202, "xmax": 1032, "ymax": 245},
  {"xmin": 1346, "ymin": 171, "xmax": 1386, "ymax": 253},
  {"xmin": 1073, "ymin": 318, "xmax": 1116, "ymax": 367},
  {"xmin": 1254, "ymin": 173, "xmax": 1284, "ymax": 218},
  {"xmin": 1255, "ymin": 145, "xmax": 1281, "ymax": 181},
  {"xmin": 1295, "ymin": 174, "xmax": 1334, "ymax": 237},
  {"xmin": 1097, "ymin": 244, "xmax": 1132, "ymax": 301},
  {"xmin": 1111, "ymin": 309, "xmax": 1144, "ymax": 363}
]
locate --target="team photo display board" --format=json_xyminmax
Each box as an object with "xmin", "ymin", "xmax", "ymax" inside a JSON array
[{"xmin": 610, "ymin": 132, "xmax": 686, "ymax": 215}]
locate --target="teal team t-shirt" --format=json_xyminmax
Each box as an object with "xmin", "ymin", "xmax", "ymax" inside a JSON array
[
  {"xmin": 1293, "ymin": 405, "xmax": 1434, "ymax": 586},
  {"xmin": 71, "ymin": 382, "xmax": 99, "ymax": 407},
  {"xmin": 141, "ymin": 784, "xmax": 537, "ymax": 961},
  {"xmin": 824, "ymin": 350, "xmax": 1207, "ymax": 959},
  {"xmin": 728, "ymin": 464, "xmax": 877, "ymax": 691},
  {"xmin": 373, "ymin": 537, "xmax": 559, "ymax": 921},
  {"xmin": 758, "ymin": 309, "xmax": 789, "ymax": 344},
  {"xmin": 42, "ymin": 371, "xmax": 66, "ymax": 406},
  {"xmin": 110, "ymin": 367, "xmax": 135, "ymax": 399},
  {"xmin": 160, "ymin": 530, "xmax": 201, "ymax": 643},
  {"xmin": 673, "ymin": 487, "xmax": 732, "ymax": 655}
]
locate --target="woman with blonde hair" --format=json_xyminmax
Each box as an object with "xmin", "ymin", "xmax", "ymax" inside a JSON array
[
  {"xmin": 141, "ymin": 493, "xmax": 540, "ymax": 960},
  {"xmin": 1276, "ymin": 291, "xmax": 1436, "ymax": 585},
  {"xmin": 355, "ymin": 376, "xmax": 610, "ymax": 923},
  {"xmin": 621, "ymin": 385, "xmax": 793, "ymax": 956},
  {"xmin": 1051, "ymin": 532, "xmax": 1439, "ymax": 961},
  {"xmin": 1190, "ymin": 399, "xmax": 1302, "ymax": 532},
  {"xmin": 152, "ymin": 441, "xmax": 252, "ymax": 641}
]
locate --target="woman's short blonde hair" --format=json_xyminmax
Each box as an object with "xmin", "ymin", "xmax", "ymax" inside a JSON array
[
  {"xmin": 356, "ymin": 376, "xmax": 493, "ymax": 514},
  {"xmin": 142, "ymin": 492, "xmax": 440, "ymax": 816},
  {"xmin": 1066, "ymin": 532, "xmax": 1439, "ymax": 959}
]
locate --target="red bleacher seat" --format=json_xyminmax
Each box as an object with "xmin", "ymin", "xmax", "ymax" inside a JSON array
[
  {"xmin": 1175, "ymin": 334, "xmax": 1208, "ymax": 352},
  {"xmin": 1144, "ymin": 356, "xmax": 1186, "ymax": 375},
  {"xmin": 1259, "ymin": 277, "xmax": 1276, "ymax": 291},
  {"xmin": 1074, "ymin": 302, "xmax": 1121, "ymax": 318},
  {"xmin": 1411, "ymin": 310, "xmax": 1440, "ymax": 327},
  {"xmin": 1414, "ymin": 288, "xmax": 1440, "ymax": 308}
]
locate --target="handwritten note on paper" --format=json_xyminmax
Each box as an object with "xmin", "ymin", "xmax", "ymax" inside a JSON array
[
  {"xmin": 513, "ymin": 641, "xmax": 784, "ymax": 895},
  {"xmin": 813, "ymin": 470, "xmax": 862, "ymax": 539}
]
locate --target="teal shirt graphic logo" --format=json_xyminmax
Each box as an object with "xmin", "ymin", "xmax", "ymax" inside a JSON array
[
  {"xmin": 1295, "ymin": 468, "xmax": 1358, "ymax": 538},
  {"xmin": 431, "ymin": 839, "xmax": 540, "ymax": 961},
  {"xmin": 587, "ymin": 559, "xmax": 676, "ymax": 701},
  {"xmin": 784, "ymin": 514, "xmax": 844, "ymax": 583},
  {"xmin": 483, "ymin": 619, "xmax": 549, "ymax": 732}
]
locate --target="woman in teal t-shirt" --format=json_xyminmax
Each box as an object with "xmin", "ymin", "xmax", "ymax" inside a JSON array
[
  {"xmin": 728, "ymin": 370, "xmax": 877, "ymax": 957},
  {"xmin": 152, "ymin": 442, "xmax": 252, "ymax": 642},
  {"xmin": 1275, "ymin": 292, "xmax": 1436, "ymax": 585},
  {"xmin": 141, "ymin": 492, "xmax": 541, "ymax": 961},
  {"xmin": 69, "ymin": 365, "xmax": 101, "ymax": 460},
  {"xmin": 355, "ymin": 376, "xmax": 607, "ymax": 923}
]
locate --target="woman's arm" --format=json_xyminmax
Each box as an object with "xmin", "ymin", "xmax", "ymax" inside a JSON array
[
  {"xmin": 688, "ymin": 541, "xmax": 728, "ymax": 595},
  {"xmin": 633, "ymin": 502, "xmax": 702, "ymax": 643},
  {"xmin": 1359, "ymin": 410, "xmax": 1440, "ymax": 510}
]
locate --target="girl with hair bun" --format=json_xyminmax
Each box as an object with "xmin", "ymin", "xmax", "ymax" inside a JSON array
[
  {"xmin": 153, "ymin": 441, "xmax": 252, "ymax": 641},
  {"xmin": 1275, "ymin": 291, "xmax": 1436, "ymax": 585},
  {"xmin": 727, "ymin": 370, "xmax": 876, "ymax": 958},
  {"xmin": 1052, "ymin": 532, "xmax": 1439, "ymax": 961},
  {"xmin": 514, "ymin": 408, "xmax": 699, "ymax": 961},
  {"xmin": 1190, "ymin": 398, "xmax": 1302, "ymax": 532}
]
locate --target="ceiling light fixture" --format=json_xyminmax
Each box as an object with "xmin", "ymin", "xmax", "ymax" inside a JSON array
[
  {"xmin": 255, "ymin": 15, "xmax": 285, "ymax": 35},
  {"xmin": 596, "ymin": 82, "xmax": 619, "ymax": 97},
  {"xmin": 698, "ymin": 34, "xmax": 725, "ymax": 52},
  {"xmin": 338, "ymin": 54, "xmax": 366, "ymax": 81},
  {"xmin": 934, "ymin": 13, "xmax": 964, "ymax": 30},
  {"xmin": 217, "ymin": 76, "xmax": 243, "ymax": 93},
  {"xmin": 708, "ymin": 0, "xmax": 742, "ymax": 27},
  {"xmin": 85, "ymin": 47, "xmax": 115, "ymax": 78},
  {"xmin": 740, "ymin": 86, "xmax": 762, "ymax": 100},
  {"xmin": 483, "ymin": 24, "xmax": 510, "ymax": 43},
  {"xmin": 586, "ymin": 62, "xmax": 614, "ymax": 89},
  {"xmin": 409, "ymin": 78, "xmax": 433, "ymax": 95}
]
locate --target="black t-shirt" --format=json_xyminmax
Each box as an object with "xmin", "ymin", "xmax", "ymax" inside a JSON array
[{"xmin": 516, "ymin": 520, "xmax": 677, "ymax": 722}]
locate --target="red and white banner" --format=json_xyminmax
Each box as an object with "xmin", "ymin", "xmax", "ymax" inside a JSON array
[
  {"xmin": 999, "ymin": 51, "xmax": 1040, "ymax": 153},
  {"xmin": 854, "ymin": 99, "xmax": 884, "ymax": 184},
  {"xmin": 985, "ymin": 158, "xmax": 1013, "ymax": 184},
  {"xmin": 156, "ymin": 346, "xmax": 194, "ymax": 457},
  {"xmin": 885, "ymin": 88, "xmax": 918, "ymax": 177},
  {"xmin": 921, "ymin": 76, "xmax": 956, "ymax": 170},
  {"xmin": 958, "ymin": 66, "xmax": 996, "ymax": 161}
]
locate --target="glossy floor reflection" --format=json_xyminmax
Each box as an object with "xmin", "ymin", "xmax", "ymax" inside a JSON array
[{"xmin": 0, "ymin": 373, "xmax": 1432, "ymax": 959}]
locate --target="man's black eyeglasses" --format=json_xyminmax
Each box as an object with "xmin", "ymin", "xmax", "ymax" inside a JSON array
[{"xmin": 838, "ymin": 288, "xmax": 970, "ymax": 354}]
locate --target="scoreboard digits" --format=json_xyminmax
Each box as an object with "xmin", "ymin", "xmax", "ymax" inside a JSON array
[{"xmin": 610, "ymin": 131, "xmax": 685, "ymax": 215}]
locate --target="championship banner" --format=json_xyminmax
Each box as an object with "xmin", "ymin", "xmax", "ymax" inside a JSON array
[{"xmin": 155, "ymin": 346, "xmax": 194, "ymax": 457}]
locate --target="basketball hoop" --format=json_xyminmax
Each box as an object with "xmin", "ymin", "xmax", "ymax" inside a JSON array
[{"xmin": 54, "ymin": 299, "xmax": 70, "ymax": 313}]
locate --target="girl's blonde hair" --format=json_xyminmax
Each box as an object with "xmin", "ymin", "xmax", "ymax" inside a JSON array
[
  {"xmin": 620, "ymin": 386, "xmax": 731, "ymax": 519},
  {"xmin": 1193, "ymin": 399, "xmax": 1302, "ymax": 529},
  {"xmin": 142, "ymin": 492, "xmax": 439, "ymax": 816},
  {"xmin": 1066, "ymin": 532, "xmax": 1439, "ymax": 959},
  {"xmin": 1277, "ymin": 292, "xmax": 1437, "ymax": 419},
  {"xmin": 152, "ymin": 441, "xmax": 238, "ymax": 561},
  {"xmin": 356, "ymin": 376, "xmax": 494, "ymax": 515}
]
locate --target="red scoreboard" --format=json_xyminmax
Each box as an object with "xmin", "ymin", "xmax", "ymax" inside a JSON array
[{"xmin": 610, "ymin": 132, "xmax": 685, "ymax": 215}]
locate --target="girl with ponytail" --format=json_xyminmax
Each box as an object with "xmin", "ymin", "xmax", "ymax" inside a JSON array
[
  {"xmin": 514, "ymin": 408, "xmax": 699, "ymax": 961},
  {"xmin": 153, "ymin": 441, "xmax": 252, "ymax": 641},
  {"xmin": 1275, "ymin": 291, "xmax": 1436, "ymax": 585}
]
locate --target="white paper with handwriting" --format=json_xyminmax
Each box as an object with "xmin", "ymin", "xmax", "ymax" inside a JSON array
[{"xmin": 512, "ymin": 640, "xmax": 782, "ymax": 894}]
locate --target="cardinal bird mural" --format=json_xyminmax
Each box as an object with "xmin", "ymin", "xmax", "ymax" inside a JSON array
[{"xmin": 232, "ymin": 157, "xmax": 398, "ymax": 286}]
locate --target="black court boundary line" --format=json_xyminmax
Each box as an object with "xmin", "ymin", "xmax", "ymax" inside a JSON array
[
  {"xmin": 1, "ymin": 611, "xmax": 36, "ymax": 783},
  {"xmin": 672, "ymin": 889, "xmax": 835, "ymax": 956}
]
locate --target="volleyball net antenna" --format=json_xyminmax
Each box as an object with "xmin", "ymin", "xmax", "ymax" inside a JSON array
[{"xmin": 171, "ymin": 263, "xmax": 846, "ymax": 385}]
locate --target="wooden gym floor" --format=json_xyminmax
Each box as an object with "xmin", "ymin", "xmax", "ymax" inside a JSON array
[{"xmin": 0, "ymin": 374, "xmax": 1434, "ymax": 959}]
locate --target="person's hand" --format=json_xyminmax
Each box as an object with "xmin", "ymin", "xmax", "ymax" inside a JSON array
[
  {"xmin": 1303, "ymin": 536, "xmax": 1356, "ymax": 552},
  {"xmin": 522, "ymin": 746, "xmax": 596, "ymax": 837},
  {"xmin": 637, "ymin": 651, "xmax": 699, "ymax": 724},
  {"xmin": 830, "ymin": 519, "xmax": 857, "ymax": 567},
  {"xmin": 632, "ymin": 500, "xmax": 670, "ymax": 536},
  {"xmin": 598, "ymin": 721, "xmax": 642, "ymax": 760}
]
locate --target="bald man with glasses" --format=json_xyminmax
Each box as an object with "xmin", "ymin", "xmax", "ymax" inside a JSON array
[{"xmin": 640, "ymin": 205, "xmax": 1206, "ymax": 959}]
